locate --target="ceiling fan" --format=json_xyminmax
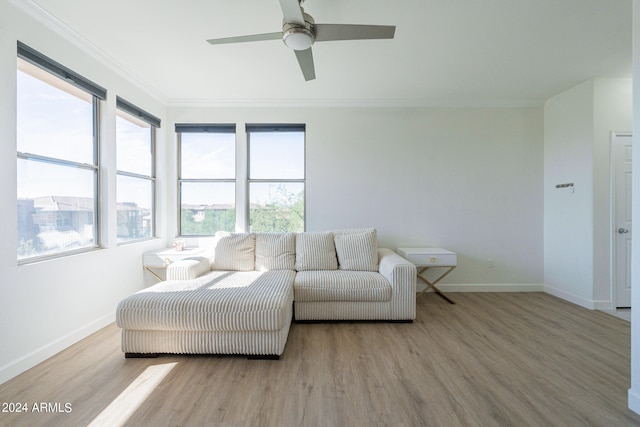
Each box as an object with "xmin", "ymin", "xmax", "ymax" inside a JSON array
[{"xmin": 206, "ymin": 0, "xmax": 396, "ymax": 81}]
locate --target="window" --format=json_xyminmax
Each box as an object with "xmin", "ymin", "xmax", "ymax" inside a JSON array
[
  {"xmin": 116, "ymin": 97, "xmax": 160, "ymax": 243},
  {"xmin": 17, "ymin": 42, "xmax": 105, "ymax": 262},
  {"xmin": 247, "ymin": 124, "xmax": 305, "ymax": 232},
  {"xmin": 177, "ymin": 124, "xmax": 236, "ymax": 236}
]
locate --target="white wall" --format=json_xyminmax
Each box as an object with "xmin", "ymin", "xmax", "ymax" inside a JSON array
[
  {"xmin": 593, "ymin": 79, "xmax": 633, "ymax": 303},
  {"xmin": 544, "ymin": 81, "xmax": 595, "ymax": 306},
  {"xmin": 0, "ymin": 4, "xmax": 168, "ymax": 383},
  {"xmin": 544, "ymin": 78, "xmax": 632, "ymax": 309},
  {"xmin": 169, "ymin": 106, "xmax": 544, "ymax": 287}
]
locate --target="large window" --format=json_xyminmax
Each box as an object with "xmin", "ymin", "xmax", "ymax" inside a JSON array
[
  {"xmin": 177, "ymin": 124, "xmax": 236, "ymax": 235},
  {"xmin": 17, "ymin": 43, "xmax": 105, "ymax": 262},
  {"xmin": 116, "ymin": 97, "xmax": 160, "ymax": 243},
  {"xmin": 247, "ymin": 124, "xmax": 305, "ymax": 232}
]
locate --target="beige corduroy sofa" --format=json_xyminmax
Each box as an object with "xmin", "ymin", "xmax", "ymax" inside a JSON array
[{"xmin": 116, "ymin": 228, "xmax": 416, "ymax": 359}]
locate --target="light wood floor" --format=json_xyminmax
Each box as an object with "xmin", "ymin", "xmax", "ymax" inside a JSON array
[{"xmin": 1, "ymin": 292, "xmax": 639, "ymax": 427}]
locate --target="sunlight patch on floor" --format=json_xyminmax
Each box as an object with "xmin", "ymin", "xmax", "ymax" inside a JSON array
[{"xmin": 87, "ymin": 362, "xmax": 177, "ymax": 427}]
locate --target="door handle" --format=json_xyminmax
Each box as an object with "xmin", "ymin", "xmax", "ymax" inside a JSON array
[{"xmin": 618, "ymin": 228, "xmax": 630, "ymax": 234}]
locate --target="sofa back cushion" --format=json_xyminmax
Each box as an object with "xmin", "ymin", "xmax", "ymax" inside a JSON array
[
  {"xmin": 295, "ymin": 232, "xmax": 338, "ymax": 271},
  {"xmin": 255, "ymin": 232, "xmax": 296, "ymax": 271},
  {"xmin": 333, "ymin": 228, "xmax": 379, "ymax": 271},
  {"xmin": 212, "ymin": 232, "xmax": 255, "ymax": 271},
  {"xmin": 332, "ymin": 227, "xmax": 377, "ymax": 236}
]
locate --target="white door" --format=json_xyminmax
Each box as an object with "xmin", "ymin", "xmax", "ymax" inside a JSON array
[{"xmin": 613, "ymin": 133, "xmax": 632, "ymax": 308}]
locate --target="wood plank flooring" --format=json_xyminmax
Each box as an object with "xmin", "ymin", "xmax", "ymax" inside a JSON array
[{"xmin": 1, "ymin": 292, "xmax": 639, "ymax": 426}]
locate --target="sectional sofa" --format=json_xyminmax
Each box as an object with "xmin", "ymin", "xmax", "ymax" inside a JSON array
[{"xmin": 116, "ymin": 228, "xmax": 416, "ymax": 359}]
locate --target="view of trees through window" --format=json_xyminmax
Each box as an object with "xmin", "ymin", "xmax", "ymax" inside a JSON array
[
  {"xmin": 179, "ymin": 184, "xmax": 304, "ymax": 234},
  {"xmin": 249, "ymin": 183, "xmax": 304, "ymax": 233},
  {"xmin": 180, "ymin": 207, "xmax": 236, "ymax": 235},
  {"xmin": 248, "ymin": 126, "xmax": 305, "ymax": 233}
]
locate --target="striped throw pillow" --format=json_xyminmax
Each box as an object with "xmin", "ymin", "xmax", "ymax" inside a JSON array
[
  {"xmin": 212, "ymin": 232, "xmax": 256, "ymax": 271},
  {"xmin": 334, "ymin": 229, "xmax": 378, "ymax": 271},
  {"xmin": 255, "ymin": 233, "xmax": 296, "ymax": 271},
  {"xmin": 295, "ymin": 232, "xmax": 338, "ymax": 271}
]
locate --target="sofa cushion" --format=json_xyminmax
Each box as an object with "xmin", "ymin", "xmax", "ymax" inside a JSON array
[
  {"xmin": 212, "ymin": 232, "xmax": 255, "ymax": 271},
  {"xmin": 255, "ymin": 232, "xmax": 296, "ymax": 271},
  {"xmin": 294, "ymin": 270, "xmax": 391, "ymax": 302},
  {"xmin": 334, "ymin": 229, "xmax": 378, "ymax": 271},
  {"xmin": 116, "ymin": 270, "xmax": 295, "ymax": 332},
  {"xmin": 295, "ymin": 232, "xmax": 338, "ymax": 271}
]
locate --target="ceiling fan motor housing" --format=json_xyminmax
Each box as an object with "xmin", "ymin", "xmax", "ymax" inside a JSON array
[{"xmin": 282, "ymin": 12, "xmax": 315, "ymax": 50}]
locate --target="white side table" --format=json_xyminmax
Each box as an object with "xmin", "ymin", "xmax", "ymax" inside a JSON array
[
  {"xmin": 143, "ymin": 247, "xmax": 208, "ymax": 281},
  {"xmin": 396, "ymin": 247, "xmax": 457, "ymax": 304}
]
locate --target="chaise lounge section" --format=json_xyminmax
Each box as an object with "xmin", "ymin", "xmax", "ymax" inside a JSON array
[{"xmin": 117, "ymin": 270, "xmax": 294, "ymax": 358}]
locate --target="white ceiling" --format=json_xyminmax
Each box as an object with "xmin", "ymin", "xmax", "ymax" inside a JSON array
[{"xmin": 20, "ymin": 0, "xmax": 632, "ymax": 106}]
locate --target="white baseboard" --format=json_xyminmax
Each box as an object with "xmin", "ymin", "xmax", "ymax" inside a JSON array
[
  {"xmin": 0, "ymin": 311, "xmax": 115, "ymax": 385},
  {"xmin": 543, "ymin": 285, "xmax": 611, "ymax": 310},
  {"xmin": 629, "ymin": 388, "xmax": 640, "ymax": 415},
  {"xmin": 592, "ymin": 300, "xmax": 614, "ymax": 310},
  {"xmin": 435, "ymin": 283, "xmax": 545, "ymax": 292}
]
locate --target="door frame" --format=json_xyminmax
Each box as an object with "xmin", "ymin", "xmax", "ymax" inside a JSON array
[{"xmin": 610, "ymin": 131, "xmax": 632, "ymax": 309}]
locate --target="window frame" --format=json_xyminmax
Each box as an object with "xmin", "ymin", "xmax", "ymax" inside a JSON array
[
  {"xmin": 176, "ymin": 124, "xmax": 237, "ymax": 236},
  {"xmin": 246, "ymin": 124, "xmax": 306, "ymax": 233},
  {"xmin": 115, "ymin": 96, "xmax": 160, "ymax": 244},
  {"xmin": 16, "ymin": 43, "xmax": 105, "ymax": 264}
]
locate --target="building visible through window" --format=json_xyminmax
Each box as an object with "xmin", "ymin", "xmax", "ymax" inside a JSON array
[
  {"xmin": 16, "ymin": 43, "xmax": 105, "ymax": 262},
  {"xmin": 116, "ymin": 97, "xmax": 159, "ymax": 243}
]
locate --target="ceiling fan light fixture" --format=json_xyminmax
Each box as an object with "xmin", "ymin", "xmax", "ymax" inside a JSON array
[
  {"xmin": 282, "ymin": 26, "xmax": 315, "ymax": 50},
  {"xmin": 205, "ymin": 3, "xmax": 395, "ymax": 82}
]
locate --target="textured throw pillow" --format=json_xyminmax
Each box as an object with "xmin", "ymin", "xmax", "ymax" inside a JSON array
[
  {"xmin": 334, "ymin": 229, "xmax": 379, "ymax": 271},
  {"xmin": 212, "ymin": 232, "xmax": 255, "ymax": 271},
  {"xmin": 295, "ymin": 232, "xmax": 338, "ymax": 271},
  {"xmin": 255, "ymin": 233, "xmax": 296, "ymax": 271}
]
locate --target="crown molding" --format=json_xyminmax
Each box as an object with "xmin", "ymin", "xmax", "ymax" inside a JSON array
[
  {"xmin": 9, "ymin": 0, "xmax": 168, "ymax": 105},
  {"xmin": 166, "ymin": 97, "xmax": 545, "ymax": 109}
]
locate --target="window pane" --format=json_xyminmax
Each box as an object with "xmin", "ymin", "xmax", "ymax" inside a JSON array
[
  {"xmin": 249, "ymin": 182, "xmax": 304, "ymax": 232},
  {"xmin": 181, "ymin": 182, "xmax": 235, "ymax": 235},
  {"xmin": 249, "ymin": 132, "xmax": 304, "ymax": 179},
  {"xmin": 181, "ymin": 132, "xmax": 235, "ymax": 179},
  {"xmin": 16, "ymin": 64, "xmax": 94, "ymax": 164},
  {"xmin": 17, "ymin": 159, "xmax": 96, "ymax": 259},
  {"xmin": 116, "ymin": 111, "xmax": 152, "ymax": 176},
  {"xmin": 117, "ymin": 175, "xmax": 153, "ymax": 242}
]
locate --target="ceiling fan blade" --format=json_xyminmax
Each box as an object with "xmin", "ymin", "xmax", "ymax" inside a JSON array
[
  {"xmin": 207, "ymin": 32, "xmax": 281, "ymax": 45},
  {"xmin": 279, "ymin": 0, "xmax": 305, "ymax": 25},
  {"xmin": 314, "ymin": 24, "xmax": 396, "ymax": 42},
  {"xmin": 294, "ymin": 48, "xmax": 316, "ymax": 81}
]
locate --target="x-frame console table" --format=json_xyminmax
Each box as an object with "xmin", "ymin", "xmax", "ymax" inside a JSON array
[{"xmin": 396, "ymin": 247, "xmax": 457, "ymax": 305}]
